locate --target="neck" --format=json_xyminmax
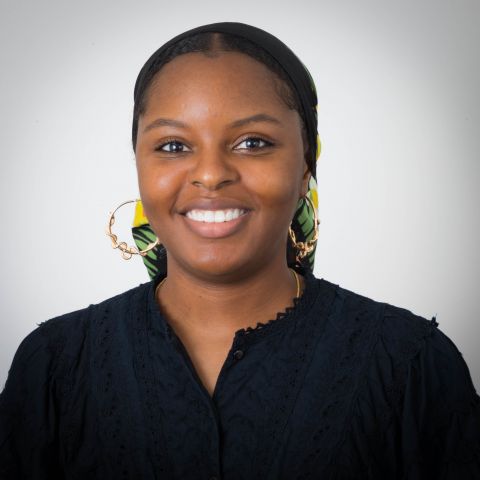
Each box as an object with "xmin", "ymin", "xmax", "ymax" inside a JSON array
[{"xmin": 156, "ymin": 258, "xmax": 304, "ymax": 340}]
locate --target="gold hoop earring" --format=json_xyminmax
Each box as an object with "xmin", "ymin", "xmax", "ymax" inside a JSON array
[
  {"xmin": 106, "ymin": 199, "xmax": 160, "ymax": 260},
  {"xmin": 288, "ymin": 194, "xmax": 319, "ymax": 262}
]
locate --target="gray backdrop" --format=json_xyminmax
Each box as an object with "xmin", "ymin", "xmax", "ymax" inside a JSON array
[{"xmin": 1, "ymin": 0, "xmax": 479, "ymax": 390}]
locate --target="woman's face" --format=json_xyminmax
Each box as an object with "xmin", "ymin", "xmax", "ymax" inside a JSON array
[{"xmin": 135, "ymin": 51, "xmax": 310, "ymax": 280}]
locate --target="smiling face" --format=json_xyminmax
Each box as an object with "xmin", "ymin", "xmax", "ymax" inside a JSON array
[{"xmin": 135, "ymin": 51, "xmax": 310, "ymax": 281}]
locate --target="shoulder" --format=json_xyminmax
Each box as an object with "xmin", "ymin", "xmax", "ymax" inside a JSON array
[
  {"xmin": 378, "ymin": 296, "xmax": 474, "ymax": 400},
  {"xmin": 39, "ymin": 280, "xmax": 151, "ymax": 338},
  {"xmin": 3, "ymin": 281, "xmax": 152, "ymax": 387},
  {"xmin": 372, "ymin": 298, "xmax": 480, "ymax": 470},
  {"xmin": 325, "ymin": 280, "xmax": 477, "ymax": 398},
  {"xmin": 0, "ymin": 283, "xmax": 151, "ymax": 475},
  {"xmin": 320, "ymin": 282, "xmax": 480, "ymax": 473},
  {"xmin": 346, "ymin": 283, "xmax": 478, "ymax": 407},
  {"xmin": 331, "ymin": 281, "xmax": 443, "ymax": 361}
]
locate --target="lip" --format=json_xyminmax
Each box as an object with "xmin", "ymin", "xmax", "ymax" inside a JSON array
[
  {"xmin": 180, "ymin": 209, "xmax": 252, "ymax": 239},
  {"xmin": 179, "ymin": 197, "xmax": 252, "ymax": 215}
]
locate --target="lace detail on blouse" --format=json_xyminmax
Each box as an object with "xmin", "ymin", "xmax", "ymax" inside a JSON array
[
  {"xmin": 292, "ymin": 295, "xmax": 382, "ymax": 479},
  {"xmin": 2, "ymin": 278, "xmax": 478, "ymax": 479},
  {"xmin": 233, "ymin": 268, "xmax": 319, "ymax": 343}
]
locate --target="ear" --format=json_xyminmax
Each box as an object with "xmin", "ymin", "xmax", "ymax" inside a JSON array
[
  {"xmin": 300, "ymin": 164, "xmax": 311, "ymax": 198},
  {"xmin": 300, "ymin": 128, "xmax": 311, "ymax": 197},
  {"xmin": 301, "ymin": 126, "xmax": 309, "ymax": 157}
]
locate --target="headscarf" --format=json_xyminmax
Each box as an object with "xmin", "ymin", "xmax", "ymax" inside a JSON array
[{"xmin": 130, "ymin": 22, "xmax": 321, "ymax": 279}]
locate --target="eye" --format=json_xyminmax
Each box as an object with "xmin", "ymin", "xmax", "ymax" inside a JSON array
[
  {"xmin": 235, "ymin": 136, "xmax": 274, "ymax": 151},
  {"xmin": 155, "ymin": 139, "xmax": 191, "ymax": 153}
]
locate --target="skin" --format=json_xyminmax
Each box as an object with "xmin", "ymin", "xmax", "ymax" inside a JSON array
[{"xmin": 135, "ymin": 51, "xmax": 311, "ymax": 396}]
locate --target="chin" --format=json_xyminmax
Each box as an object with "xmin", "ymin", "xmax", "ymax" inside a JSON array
[{"xmin": 173, "ymin": 248, "xmax": 257, "ymax": 280}]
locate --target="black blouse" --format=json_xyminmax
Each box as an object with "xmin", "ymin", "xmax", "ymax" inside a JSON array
[{"xmin": 1, "ymin": 269, "xmax": 479, "ymax": 479}]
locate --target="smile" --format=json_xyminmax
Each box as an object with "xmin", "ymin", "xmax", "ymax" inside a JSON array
[
  {"xmin": 185, "ymin": 208, "xmax": 248, "ymax": 223},
  {"xmin": 181, "ymin": 208, "xmax": 251, "ymax": 239}
]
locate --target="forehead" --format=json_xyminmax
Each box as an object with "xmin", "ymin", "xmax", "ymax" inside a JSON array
[{"xmin": 143, "ymin": 51, "xmax": 290, "ymax": 116}]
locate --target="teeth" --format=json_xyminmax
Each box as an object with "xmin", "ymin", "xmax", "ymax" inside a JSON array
[
  {"xmin": 214, "ymin": 211, "xmax": 225, "ymax": 222},
  {"xmin": 186, "ymin": 208, "xmax": 247, "ymax": 223}
]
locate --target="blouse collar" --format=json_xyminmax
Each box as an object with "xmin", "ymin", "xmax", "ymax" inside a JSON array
[{"xmin": 147, "ymin": 266, "xmax": 322, "ymax": 345}]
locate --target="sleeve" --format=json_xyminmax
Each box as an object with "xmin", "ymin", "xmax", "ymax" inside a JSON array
[
  {"xmin": 400, "ymin": 321, "xmax": 480, "ymax": 478},
  {"xmin": 0, "ymin": 324, "xmax": 64, "ymax": 479}
]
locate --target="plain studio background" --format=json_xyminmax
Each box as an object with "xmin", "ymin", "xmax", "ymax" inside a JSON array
[{"xmin": 0, "ymin": 0, "xmax": 479, "ymax": 391}]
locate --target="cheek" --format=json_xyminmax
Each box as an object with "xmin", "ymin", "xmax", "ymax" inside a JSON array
[
  {"xmin": 245, "ymin": 161, "xmax": 301, "ymax": 215},
  {"xmin": 136, "ymin": 159, "xmax": 184, "ymax": 227}
]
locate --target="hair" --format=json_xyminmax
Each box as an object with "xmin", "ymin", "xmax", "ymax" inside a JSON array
[{"xmin": 131, "ymin": 31, "xmax": 307, "ymax": 153}]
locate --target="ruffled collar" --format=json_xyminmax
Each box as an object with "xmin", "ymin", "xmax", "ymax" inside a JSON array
[{"xmin": 232, "ymin": 267, "xmax": 320, "ymax": 344}]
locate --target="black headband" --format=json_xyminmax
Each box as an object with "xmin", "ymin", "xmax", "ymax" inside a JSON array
[{"xmin": 133, "ymin": 22, "xmax": 319, "ymax": 178}]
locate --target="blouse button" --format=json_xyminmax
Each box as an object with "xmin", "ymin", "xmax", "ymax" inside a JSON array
[{"xmin": 233, "ymin": 349, "xmax": 244, "ymax": 360}]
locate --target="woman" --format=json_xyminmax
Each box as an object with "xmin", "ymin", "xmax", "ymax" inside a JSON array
[{"xmin": 1, "ymin": 22, "xmax": 479, "ymax": 479}]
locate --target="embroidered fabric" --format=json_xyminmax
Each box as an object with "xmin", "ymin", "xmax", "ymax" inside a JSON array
[
  {"xmin": 232, "ymin": 268, "xmax": 320, "ymax": 344},
  {"xmin": 324, "ymin": 302, "xmax": 480, "ymax": 479},
  {"xmin": 1, "ymin": 277, "xmax": 479, "ymax": 479},
  {"xmin": 235, "ymin": 293, "xmax": 303, "ymax": 337}
]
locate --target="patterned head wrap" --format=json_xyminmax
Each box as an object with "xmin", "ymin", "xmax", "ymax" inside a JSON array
[{"xmin": 131, "ymin": 22, "xmax": 321, "ymax": 279}]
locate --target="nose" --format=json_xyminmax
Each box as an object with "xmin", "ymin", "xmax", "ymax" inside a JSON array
[{"xmin": 188, "ymin": 148, "xmax": 239, "ymax": 191}]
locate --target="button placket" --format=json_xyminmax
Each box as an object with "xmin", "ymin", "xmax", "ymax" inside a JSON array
[{"xmin": 232, "ymin": 334, "xmax": 246, "ymax": 361}]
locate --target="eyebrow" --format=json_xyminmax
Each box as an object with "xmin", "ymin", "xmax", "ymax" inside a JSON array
[
  {"xmin": 228, "ymin": 113, "xmax": 282, "ymax": 129},
  {"xmin": 142, "ymin": 113, "xmax": 282, "ymax": 133}
]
